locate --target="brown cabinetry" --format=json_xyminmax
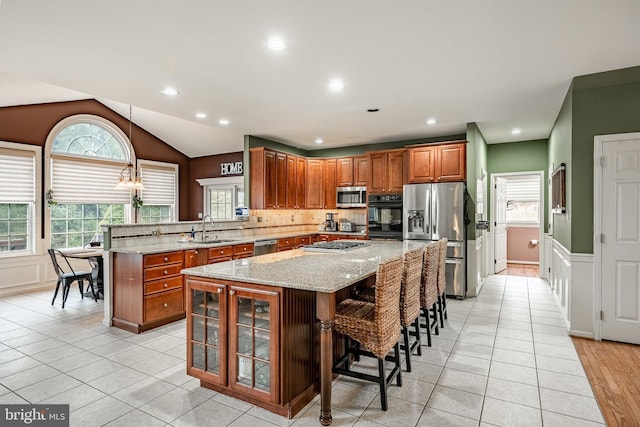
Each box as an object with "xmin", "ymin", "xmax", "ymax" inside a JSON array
[
  {"xmin": 233, "ymin": 243, "xmax": 255, "ymax": 259},
  {"xmin": 286, "ymin": 156, "xmax": 306, "ymax": 209},
  {"xmin": 336, "ymin": 157, "xmax": 354, "ymax": 187},
  {"xmin": 407, "ymin": 141, "xmax": 466, "ymax": 183},
  {"xmin": 322, "ymin": 159, "xmax": 337, "ymax": 209},
  {"xmin": 250, "ymin": 148, "xmax": 287, "ymax": 209},
  {"xmin": 305, "ymin": 159, "xmax": 324, "ymax": 209},
  {"xmin": 368, "ymin": 149, "xmax": 405, "ymax": 194},
  {"xmin": 208, "ymin": 246, "xmax": 233, "ymax": 264},
  {"xmin": 277, "ymin": 237, "xmax": 295, "ymax": 252},
  {"xmin": 354, "ymin": 155, "xmax": 369, "ymax": 186},
  {"xmin": 113, "ymin": 250, "xmax": 185, "ymax": 333},
  {"xmin": 185, "ymin": 248, "xmax": 208, "ymax": 268},
  {"xmin": 187, "ymin": 278, "xmax": 282, "ymax": 408}
]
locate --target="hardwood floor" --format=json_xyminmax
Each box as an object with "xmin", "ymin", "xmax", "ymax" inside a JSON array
[
  {"xmin": 573, "ymin": 337, "xmax": 640, "ymax": 427},
  {"xmin": 496, "ymin": 262, "xmax": 539, "ymax": 277}
]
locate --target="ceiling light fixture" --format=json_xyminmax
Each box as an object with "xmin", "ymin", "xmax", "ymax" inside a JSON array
[
  {"xmin": 196, "ymin": 112, "xmax": 207, "ymax": 119},
  {"xmin": 160, "ymin": 87, "xmax": 179, "ymax": 96},
  {"xmin": 328, "ymin": 79, "xmax": 344, "ymax": 92},
  {"xmin": 315, "ymin": 138, "xmax": 323, "ymax": 144},
  {"xmin": 115, "ymin": 106, "xmax": 144, "ymax": 190},
  {"xmin": 511, "ymin": 128, "xmax": 522, "ymax": 135},
  {"xmin": 267, "ymin": 36, "xmax": 286, "ymax": 51},
  {"xmin": 426, "ymin": 118, "xmax": 438, "ymax": 125},
  {"xmin": 219, "ymin": 119, "xmax": 230, "ymax": 125}
]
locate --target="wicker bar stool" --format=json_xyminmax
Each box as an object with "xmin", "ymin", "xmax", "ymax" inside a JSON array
[
  {"xmin": 333, "ymin": 255, "xmax": 404, "ymax": 411},
  {"xmin": 420, "ymin": 242, "xmax": 440, "ymax": 346},
  {"xmin": 398, "ymin": 247, "xmax": 423, "ymax": 372},
  {"xmin": 436, "ymin": 238, "xmax": 448, "ymax": 328}
]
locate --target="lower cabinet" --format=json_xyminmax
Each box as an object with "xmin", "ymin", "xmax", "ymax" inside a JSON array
[{"xmin": 186, "ymin": 276, "xmax": 317, "ymax": 417}]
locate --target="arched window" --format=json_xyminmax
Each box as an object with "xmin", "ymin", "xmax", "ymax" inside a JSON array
[
  {"xmin": 47, "ymin": 115, "xmax": 133, "ymax": 249},
  {"xmin": 46, "ymin": 115, "xmax": 179, "ymax": 249}
]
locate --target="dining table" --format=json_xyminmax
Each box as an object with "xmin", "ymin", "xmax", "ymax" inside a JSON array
[{"xmin": 62, "ymin": 247, "xmax": 104, "ymax": 298}]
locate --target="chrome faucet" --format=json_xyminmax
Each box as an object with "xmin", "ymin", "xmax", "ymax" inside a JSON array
[{"xmin": 201, "ymin": 215, "xmax": 215, "ymax": 241}]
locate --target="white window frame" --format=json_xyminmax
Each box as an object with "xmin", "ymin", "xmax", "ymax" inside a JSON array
[
  {"xmin": 0, "ymin": 141, "xmax": 41, "ymax": 258},
  {"xmin": 138, "ymin": 159, "xmax": 179, "ymax": 223},
  {"xmin": 197, "ymin": 176, "xmax": 244, "ymax": 221},
  {"xmin": 45, "ymin": 114, "xmax": 136, "ymax": 249}
]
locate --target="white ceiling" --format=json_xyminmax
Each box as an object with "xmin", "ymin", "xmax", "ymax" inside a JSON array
[{"xmin": 0, "ymin": 1, "xmax": 639, "ymax": 158}]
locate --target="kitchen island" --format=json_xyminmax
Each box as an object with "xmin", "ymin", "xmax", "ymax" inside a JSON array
[{"xmin": 181, "ymin": 240, "xmax": 425, "ymax": 425}]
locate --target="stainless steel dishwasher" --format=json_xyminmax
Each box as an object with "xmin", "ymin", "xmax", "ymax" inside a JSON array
[{"xmin": 254, "ymin": 239, "xmax": 277, "ymax": 256}]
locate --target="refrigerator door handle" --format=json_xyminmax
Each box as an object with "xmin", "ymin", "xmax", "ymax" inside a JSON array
[{"xmin": 432, "ymin": 188, "xmax": 438, "ymax": 237}]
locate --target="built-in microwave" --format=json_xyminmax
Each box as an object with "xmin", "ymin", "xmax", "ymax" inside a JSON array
[{"xmin": 336, "ymin": 186, "xmax": 367, "ymax": 208}]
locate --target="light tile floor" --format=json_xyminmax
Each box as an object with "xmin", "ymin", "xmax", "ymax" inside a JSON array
[{"xmin": 0, "ymin": 275, "xmax": 606, "ymax": 426}]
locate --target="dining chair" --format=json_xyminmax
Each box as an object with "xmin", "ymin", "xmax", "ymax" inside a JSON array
[
  {"xmin": 48, "ymin": 249, "xmax": 97, "ymax": 308},
  {"xmin": 420, "ymin": 242, "xmax": 440, "ymax": 346},
  {"xmin": 436, "ymin": 238, "xmax": 448, "ymax": 327}
]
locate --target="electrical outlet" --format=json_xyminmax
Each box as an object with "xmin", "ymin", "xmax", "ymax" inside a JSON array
[
  {"xmin": 197, "ymin": 212, "xmax": 203, "ymax": 219},
  {"xmin": 257, "ymin": 216, "xmax": 262, "ymax": 223}
]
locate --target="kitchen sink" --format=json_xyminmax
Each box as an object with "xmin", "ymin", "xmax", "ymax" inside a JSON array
[{"xmin": 191, "ymin": 239, "xmax": 235, "ymax": 244}]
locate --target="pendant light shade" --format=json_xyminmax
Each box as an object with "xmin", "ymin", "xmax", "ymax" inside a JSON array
[{"xmin": 115, "ymin": 106, "xmax": 145, "ymax": 190}]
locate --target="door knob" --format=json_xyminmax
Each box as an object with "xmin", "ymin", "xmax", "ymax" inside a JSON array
[
  {"xmin": 216, "ymin": 288, "xmax": 223, "ymax": 294},
  {"xmin": 163, "ymin": 303, "xmax": 168, "ymax": 307},
  {"xmin": 229, "ymin": 290, "xmax": 235, "ymax": 295}
]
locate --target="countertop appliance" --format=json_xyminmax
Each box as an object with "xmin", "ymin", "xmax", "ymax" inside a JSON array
[
  {"xmin": 254, "ymin": 239, "xmax": 277, "ymax": 256},
  {"xmin": 368, "ymin": 194, "xmax": 403, "ymax": 240},
  {"xmin": 336, "ymin": 186, "xmax": 367, "ymax": 208},
  {"xmin": 325, "ymin": 213, "xmax": 338, "ymax": 231},
  {"xmin": 339, "ymin": 221, "xmax": 355, "ymax": 232},
  {"xmin": 403, "ymin": 182, "xmax": 467, "ymax": 298}
]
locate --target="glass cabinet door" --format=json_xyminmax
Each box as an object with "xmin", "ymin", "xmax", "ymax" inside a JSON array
[
  {"xmin": 228, "ymin": 286, "xmax": 279, "ymax": 403},
  {"xmin": 187, "ymin": 281, "xmax": 227, "ymax": 386}
]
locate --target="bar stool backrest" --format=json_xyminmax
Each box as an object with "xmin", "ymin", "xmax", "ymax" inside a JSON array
[
  {"xmin": 399, "ymin": 247, "xmax": 423, "ymax": 327},
  {"xmin": 421, "ymin": 242, "xmax": 440, "ymax": 307},
  {"xmin": 437, "ymin": 238, "xmax": 448, "ymax": 294},
  {"xmin": 372, "ymin": 255, "xmax": 404, "ymax": 358}
]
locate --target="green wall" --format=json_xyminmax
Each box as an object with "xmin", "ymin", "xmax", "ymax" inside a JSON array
[
  {"xmin": 465, "ymin": 123, "xmax": 488, "ymax": 240},
  {"xmin": 487, "ymin": 139, "xmax": 549, "ymax": 233},
  {"xmin": 548, "ymin": 85, "xmax": 573, "ymax": 250},
  {"xmin": 570, "ymin": 67, "xmax": 640, "ymax": 253}
]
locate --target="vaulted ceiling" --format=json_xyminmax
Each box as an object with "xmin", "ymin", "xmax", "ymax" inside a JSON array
[{"xmin": 1, "ymin": 1, "xmax": 639, "ymax": 157}]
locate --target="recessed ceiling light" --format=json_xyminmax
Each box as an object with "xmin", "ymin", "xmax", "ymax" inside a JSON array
[
  {"xmin": 315, "ymin": 138, "xmax": 323, "ymax": 144},
  {"xmin": 328, "ymin": 79, "xmax": 344, "ymax": 92},
  {"xmin": 195, "ymin": 112, "xmax": 207, "ymax": 119},
  {"xmin": 267, "ymin": 36, "xmax": 286, "ymax": 51},
  {"xmin": 367, "ymin": 108, "xmax": 380, "ymax": 112},
  {"xmin": 426, "ymin": 118, "xmax": 438, "ymax": 125},
  {"xmin": 512, "ymin": 128, "xmax": 522, "ymax": 135},
  {"xmin": 160, "ymin": 87, "xmax": 179, "ymax": 96},
  {"xmin": 219, "ymin": 119, "xmax": 230, "ymax": 125}
]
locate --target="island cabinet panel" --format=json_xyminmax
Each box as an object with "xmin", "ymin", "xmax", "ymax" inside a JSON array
[
  {"xmin": 186, "ymin": 276, "xmax": 319, "ymax": 417},
  {"xmin": 113, "ymin": 251, "xmax": 185, "ymax": 333},
  {"xmin": 305, "ymin": 159, "xmax": 324, "ymax": 209},
  {"xmin": 353, "ymin": 155, "xmax": 369, "ymax": 186}
]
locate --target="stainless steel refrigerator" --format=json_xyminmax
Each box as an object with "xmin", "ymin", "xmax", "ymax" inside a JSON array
[{"xmin": 403, "ymin": 182, "xmax": 466, "ymax": 297}]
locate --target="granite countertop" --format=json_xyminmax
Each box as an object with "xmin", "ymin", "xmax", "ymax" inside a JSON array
[
  {"xmin": 181, "ymin": 240, "xmax": 426, "ymax": 293},
  {"xmin": 109, "ymin": 230, "xmax": 367, "ymax": 254}
]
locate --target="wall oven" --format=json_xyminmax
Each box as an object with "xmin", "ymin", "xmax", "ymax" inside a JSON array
[{"xmin": 367, "ymin": 194, "xmax": 403, "ymax": 240}]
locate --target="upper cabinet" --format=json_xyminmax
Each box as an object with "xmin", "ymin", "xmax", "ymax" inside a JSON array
[
  {"xmin": 250, "ymin": 148, "xmax": 299, "ymax": 209},
  {"xmin": 336, "ymin": 156, "xmax": 369, "ymax": 187},
  {"xmin": 353, "ymin": 155, "xmax": 369, "ymax": 186},
  {"xmin": 368, "ymin": 149, "xmax": 406, "ymax": 194},
  {"xmin": 322, "ymin": 159, "xmax": 337, "ymax": 209},
  {"xmin": 407, "ymin": 141, "xmax": 467, "ymax": 183},
  {"xmin": 286, "ymin": 155, "xmax": 306, "ymax": 209},
  {"xmin": 306, "ymin": 159, "xmax": 324, "ymax": 209}
]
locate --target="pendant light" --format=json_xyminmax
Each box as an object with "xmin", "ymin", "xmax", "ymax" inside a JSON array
[{"xmin": 115, "ymin": 105, "xmax": 145, "ymax": 190}]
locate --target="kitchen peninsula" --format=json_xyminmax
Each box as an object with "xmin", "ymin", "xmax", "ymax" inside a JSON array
[{"xmin": 181, "ymin": 240, "xmax": 424, "ymax": 425}]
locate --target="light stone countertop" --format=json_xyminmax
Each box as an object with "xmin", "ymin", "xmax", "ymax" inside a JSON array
[
  {"xmin": 109, "ymin": 230, "xmax": 367, "ymax": 254},
  {"xmin": 181, "ymin": 240, "xmax": 427, "ymax": 293}
]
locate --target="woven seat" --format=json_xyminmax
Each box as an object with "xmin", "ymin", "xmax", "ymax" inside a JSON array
[
  {"xmin": 398, "ymin": 247, "xmax": 423, "ymax": 372},
  {"xmin": 333, "ymin": 255, "xmax": 404, "ymax": 411},
  {"xmin": 420, "ymin": 242, "xmax": 440, "ymax": 346},
  {"xmin": 436, "ymin": 238, "xmax": 448, "ymax": 328}
]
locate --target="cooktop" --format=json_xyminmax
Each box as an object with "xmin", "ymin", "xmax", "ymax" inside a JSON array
[{"xmin": 301, "ymin": 241, "xmax": 370, "ymax": 253}]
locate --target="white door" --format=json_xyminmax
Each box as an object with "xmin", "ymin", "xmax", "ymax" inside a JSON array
[
  {"xmin": 494, "ymin": 177, "xmax": 507, "ymax": 273},
  {"xmin": 601, "ymin": 137, "xmax": 640, "ymax": 345}
]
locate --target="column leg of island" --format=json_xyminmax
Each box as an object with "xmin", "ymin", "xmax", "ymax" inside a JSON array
[{"xmin": 316, "ymin": 292, "xmax": 336, "ymax": 426}]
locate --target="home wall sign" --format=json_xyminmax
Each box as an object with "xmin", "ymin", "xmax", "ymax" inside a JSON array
[{"xmin": 220, "ymin": 161, "xmax": 243, "ymax": 176}]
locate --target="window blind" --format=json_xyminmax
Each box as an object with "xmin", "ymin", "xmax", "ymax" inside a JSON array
[
  {"xmin": 140, "ymin": 164, "xmax": 176, "ymax": 205},
  {"xmin": 0, "ymin": 148, "xmax": 35, "ymax": 203},
  {"xmin": 51, "ymin": 155, "xmax": 131, "ymax": 204},
  {"xmin": 505, "ymin": 175, "xmax": 540, "ymax": 201}
]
